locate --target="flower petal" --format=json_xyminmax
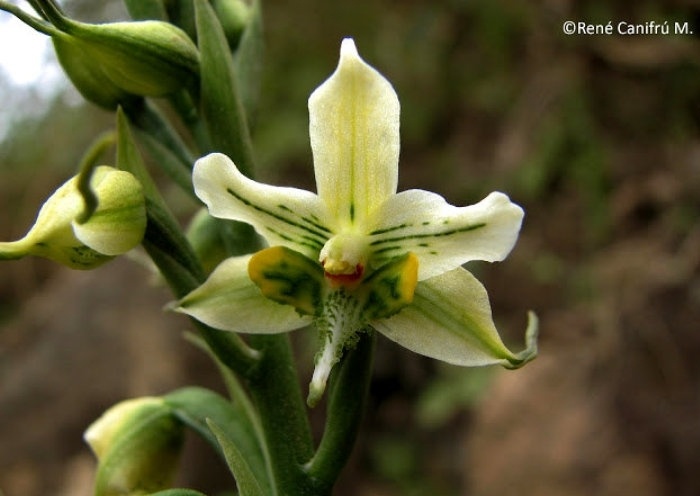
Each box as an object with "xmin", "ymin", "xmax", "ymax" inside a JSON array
[
  {"xmin": 367, "ymin": 190, "xmax": 524, "ymax": 280},
  {"xmin": 174, "ymin": 255, "xmax": 311, "ymax": 333},
  {"xmin": 248, "ymin": 246, "xmax": 324, "ymax": 316},
  {"xmin": 193, "ymin": 153, "xmax": 333, "ymax": 259},
  {"xmin": 309, "ymin": 38, "xmax": 400, "ymax": 228},
  {"xmin": 372, "ymin": 268, "xmax": 538, "ymax": 368}
]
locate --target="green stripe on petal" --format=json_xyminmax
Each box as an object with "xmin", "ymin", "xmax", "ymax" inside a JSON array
[
  {"xmin": 309, "ymin": 38, "xmax": 399, "ymax": 229},
  {"xmin": 248, "ymin": 246, "xmax": 324, "ymax": 316},
  {"xmin": 193, "ymin": 153, "xmax": 333, "ymax": 259},
  {"xmin": 372, "ymin": 268, "xmax": 537, "ymax": 368},
  {"xmin": 174, "ymin": 255, "xmax": 311, "ymax": 333},
  {"xmin": 367, "ymin": 190, "xmax": 524, "ymax": 280}
]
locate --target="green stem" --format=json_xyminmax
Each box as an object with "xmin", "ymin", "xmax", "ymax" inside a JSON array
[
  {"xmin": 122, "ymin": 98, "xmax": 196, "ymax": 170},
  {"xmin": 247, "ymin": 334, "xmax": 316, "ymax": 495},
  {"xmin": 0, "ymin": 1, "xmax": 61, "ymax": 36},
  {"xmin": 26, "ymin": 0, "xmax": 48, "ymax": 20},
  {"xmin": 169, "ymin": 89, "xmax": 212, "ymax": 155},
  {"xmin": 32, "ymin": 0, "xmax": 72, "ymax": 33},
  {"xmin": 143, "ymin": 231, "xmax": 260, "ymax": 375},
  {"xmin": 305, "ymin": 331, "xmax": 376, "ymax": 492}
]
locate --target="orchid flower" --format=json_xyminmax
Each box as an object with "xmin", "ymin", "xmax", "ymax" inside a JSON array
[{"xmin": 176, "ymin": 38, "xmax": 537, "ymax": 406}]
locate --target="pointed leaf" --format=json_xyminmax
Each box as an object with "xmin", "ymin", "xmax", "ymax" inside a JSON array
[
  {"xmin": 233, "ymin": 0, "xmax": 264, "ymax": 124},
  {"xmin": 195, "ymin": 0, "xmax": 255, "ymax": 176},
  {"xmin": 117, "ymin": 108, "xmax": 206, "ymax": 291},
  {"xmin": 164, "ymin": 387, "xmax": 271, "ymax": 495},
  {"xmin": 208, "ymin": 420, "xmax": 268, "ymax": 496}
]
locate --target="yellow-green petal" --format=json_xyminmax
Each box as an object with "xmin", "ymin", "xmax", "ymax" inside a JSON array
[
  {"xmin": 309, "ymin": 38, "xmax": 400, "ymax": 229},
  {"xmin": 174, "ymin": 254, "xmax": 311, "ymax": 333},
  {"xmin": 373, "ymin": 267, "xmax": 537, "ymax": 368}
]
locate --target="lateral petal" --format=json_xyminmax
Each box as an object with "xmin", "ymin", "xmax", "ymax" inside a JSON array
[
  {"xmin": 309, "ymin": 38, "xmax": 400, "ymax": 228},
  {"xmin": 372, "ymin": 268, "xmax": 537, "ymax": 368},
  {"xmin": 367, "ymin": 190, "xmax": 524, "ymax": 280},
  {"xmin": 174, "ymin": 255, "xmax": 311, "ymax": 333},
  {"xmin": 193, "ymin": 153, "xmax": 333, "ymax": 259}
]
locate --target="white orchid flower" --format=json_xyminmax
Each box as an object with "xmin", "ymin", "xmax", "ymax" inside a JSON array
[{"xmin": 176, "ymin": 38, "xmax": 537, "ymax": 406}]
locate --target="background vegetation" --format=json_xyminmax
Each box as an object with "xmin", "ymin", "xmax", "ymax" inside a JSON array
[{"xmin": 1, "ymin": 0, "xmax": 699, "ymax": 494}]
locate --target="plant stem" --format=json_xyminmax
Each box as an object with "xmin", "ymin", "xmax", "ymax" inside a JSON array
[
  {"xmin": 305, "ymin": 331, "xmax": 376, "ymax": 492},
  {"xmin": 247, "ymin": 334, "xmax": 317, "ymax": 495},
  {"xmin": 0, "ymin": 1, "xmax": 62, "ymax": 36}
]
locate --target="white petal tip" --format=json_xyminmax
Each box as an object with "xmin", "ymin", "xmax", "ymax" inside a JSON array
[
  {"xmin": 340, "ymin": 38, "xmax": 358, "ymax": 58},
  {"xmin": 307, "ymin": 372, "xmax": 329, "ymax": 408}
]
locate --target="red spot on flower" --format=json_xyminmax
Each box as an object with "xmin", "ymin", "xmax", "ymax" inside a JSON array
[{"xmin": 322, "ymin": 262, "xmax": 364, "ymax": 288}]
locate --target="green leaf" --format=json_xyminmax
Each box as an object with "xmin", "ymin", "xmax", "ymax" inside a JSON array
[
  {"xmin": 194, "ymin": 0, "xmax": 255, "ymax": 177},
  {"xmin": 121, "ymin": 98, "xmax": 196, "ymax": 190},
  {"xmin": 207, "ymin": 419, "xmax": 268, "ymax": 496},
  {"xmin": 164, "ymin": 387, "xmax": 273, "ymax": 495},
  {"xmin": 117, "ymin": 108, "xmax": 206, "ymax": 292},
  {"xmin": 233, "ymin": 0, "xmax": 264, "ymax": 125}
]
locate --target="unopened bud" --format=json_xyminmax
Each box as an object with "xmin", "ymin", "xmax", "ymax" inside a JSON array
[
  {"xmin": 52, "ymin": 36, "xmax": 138, "ymax": 109},
  {"xmin": 85, "ymin": 397, "xmax": 184, "ymax": 495},
  {"xmin": 0, "ymin": 166, "xmax": 146, "ymax": 269},
  {"xmin": 40, "ymin": 0, "xmax": 199, "ymax": 100},
  {"xmin": 185, "ymin": 208, "xmax": 228, "ymax": 274},
  {"xmin": 211, "ymin": 0, "xmax": 250, "ymax": 50}
]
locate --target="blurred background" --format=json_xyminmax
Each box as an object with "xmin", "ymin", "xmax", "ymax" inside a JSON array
[{"xmin": 1, "ymin": 0, "xmax": 700, "ymax": 495}]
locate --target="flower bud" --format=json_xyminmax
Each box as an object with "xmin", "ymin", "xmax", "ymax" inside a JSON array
[
  {"xmin": 211, "ymin": 0, "xmax": 250, "ymax": 50},
  {"xmin": 0, "ymin": 166, "xmax": 146, "ymax": 270},
  {"xmin": 52, "ymin": 36, "xmax": 138, "ymax": 109},
  {"xmin": 85, "ymin": 397, "xmax": 185, "ymax": 495},
  {"xmin": 40, "ymin": 0, "xmax": 199, "ymax": 99},
  {"xmin": 185, "ymin": 208, "xmax": 228, "ymax": 274}
]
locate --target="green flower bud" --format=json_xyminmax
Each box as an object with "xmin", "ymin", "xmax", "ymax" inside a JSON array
[
  {"xmin": 85, "ymin": 397, "xmax": 185, "ymax": 496},
  {"xmin": 52, "ymin": 36, "xmax": 138, "ymax": 109},
  {"xmin": 211, "ymin": 0, "xmax": 250, "ymax": 50},
  {"xmin": 185, "ymin": 208, "xmax": 228, "ymax": 274},
  {"xmin": 0, "ymin": 166, "xmax": 146, "ymax": 270},
  {"xmin": 40, "ymin": 0, "xmax": 199, "ymax": 99}
]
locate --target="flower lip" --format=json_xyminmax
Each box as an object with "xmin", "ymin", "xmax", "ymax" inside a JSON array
[{"xmin": 322, "ymin": 262, "xmax": 364, "ymax": 288}]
